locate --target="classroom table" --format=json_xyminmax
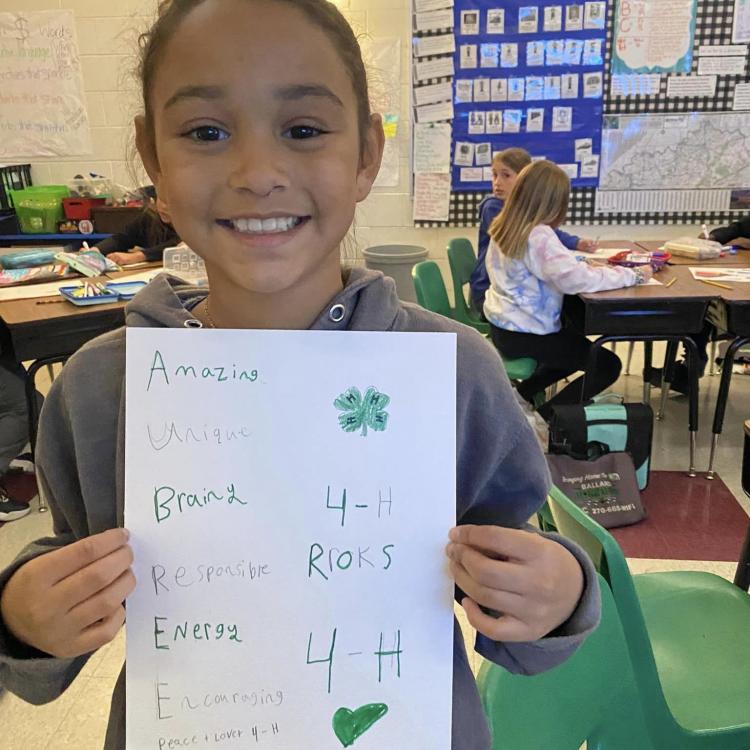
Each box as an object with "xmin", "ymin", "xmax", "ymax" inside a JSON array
[
  {"xmin": 0, "ymin": 263, "xmax": 164, "ymax": 506},
  {"xmin": 706, "ymin": 282, "xmax": 750, "ymax": 479},
  {"xmin": 578, "ymin": 242, "xmax": 750, "ymax": 476},
  {"xmin": 573, "ymin": 255, "xmax": 717, "ymax": 476}
]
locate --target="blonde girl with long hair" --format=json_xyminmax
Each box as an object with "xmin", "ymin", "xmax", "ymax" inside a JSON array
[
  {"xmin": 470, "ymin": 148, "xmax": 597, "ymax": 315},
  {"xmin": 485, "ymin": 160, "xmax": 652, "ymax": 418}
]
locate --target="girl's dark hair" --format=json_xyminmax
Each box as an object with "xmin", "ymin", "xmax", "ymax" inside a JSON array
[{"xmin": 138, "ymin": 0, "xmax": 372, "ymax": 151}]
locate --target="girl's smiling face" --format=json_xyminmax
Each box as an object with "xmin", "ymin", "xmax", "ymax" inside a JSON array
[{"xmin": 137, "ymin": 0, "xmax": 382, "ymax": 311}]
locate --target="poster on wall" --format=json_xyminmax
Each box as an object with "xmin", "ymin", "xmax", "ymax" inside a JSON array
[
  {"xmin": 367, "ymin": 38, "xmax": 402, "ymax": 189},
  {"xmin": 124, "ymin": 328, "xmax": 457, "ymax": 749},
  {"xmin": 0, "ymin": 10, "xmax": 92, "ymax": 159},
  {"xmin": 612, "ymin": 0, "xmax": 698, "ymax": 74},
  {"xmin": 734, "ymin": 0, "xmax": 750, "ymax": 44},
  {"xmin": 450, "ymin": 0, "xmax": 608, "ymax": 191}
]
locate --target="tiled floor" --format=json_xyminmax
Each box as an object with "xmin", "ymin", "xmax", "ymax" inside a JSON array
[{"xmin": 1, "ymin": 344, "xmax": 748, "ymax": 749}]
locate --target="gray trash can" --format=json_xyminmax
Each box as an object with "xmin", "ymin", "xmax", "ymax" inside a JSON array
[{"xmin": 362, "ymin": 244, "xmax": 428, "ymax": 303}]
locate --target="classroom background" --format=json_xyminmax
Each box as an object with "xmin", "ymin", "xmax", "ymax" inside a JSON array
[{"xmin": 2, "ymin": 0, "xmax": 750, "ymax": 748}]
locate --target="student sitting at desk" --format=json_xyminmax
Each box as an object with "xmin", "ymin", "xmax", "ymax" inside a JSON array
[
  {"xmin": 91, "ymin": 194, "xmax": 179, "ymax": 266},
  {"xmin": 470, "ymin": 148, "xmax": 597, "ymax": 315},
  {"xmin": 709, "ymin": 215, "xmax": 750, "ymax": 249},
  {"xmin": 485, "ymin": 160, "xmax": 652, "ymax": 418}
]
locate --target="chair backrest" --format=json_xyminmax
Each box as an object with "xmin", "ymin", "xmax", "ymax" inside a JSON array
[
  {"xmin": 411, "ymin": 260, "xmax": 453, "ymax": 320},
  {"xmin": 546, "ymin": 486, "xmax": 676, "ymax": 741},
  {"xmin": 447, "ymin": 238, "xmax": 489, "ymax": 333},
  {"xmin": 477, "ymin": 573, "xmax": 653, "ymax": 749}
]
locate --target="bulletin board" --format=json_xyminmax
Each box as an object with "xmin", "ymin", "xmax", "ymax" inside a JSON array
[{"xmin": 411, "ymin": 0, "xmax": 750, "ymax": 227}]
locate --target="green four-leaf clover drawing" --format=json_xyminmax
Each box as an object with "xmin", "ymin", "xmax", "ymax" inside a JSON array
[{"xmin": 334, "ymin": 386, "xmax": 390, "ymax": 436}]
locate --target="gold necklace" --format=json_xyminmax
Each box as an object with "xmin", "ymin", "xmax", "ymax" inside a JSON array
[{"xmin": 203, "ymin": 297, "xmax": 216, "ymax": 328}]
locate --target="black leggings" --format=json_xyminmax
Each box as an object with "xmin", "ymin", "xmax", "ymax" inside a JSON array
[{"xmin": 489, "ymin": 323, "xmax": 622, "ymax": 418}]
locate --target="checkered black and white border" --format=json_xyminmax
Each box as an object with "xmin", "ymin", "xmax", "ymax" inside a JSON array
[{"xmin": 413, "ymin": 0, "xmax": 749, "ymax": 228}]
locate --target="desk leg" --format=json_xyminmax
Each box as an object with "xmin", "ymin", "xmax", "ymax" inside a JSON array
[
  {"xmin": 656, "ymin": 341, "xmax": 679, "ymax": 421},
  {"xmin": 642, "ymin": 341, "xmax": 653, "ymax": 405},
  {"xmin": 682, "ymin": 337, "xmax": 700, "ymax": 478},
  {"xmin": 734, "ymin": 525, "xmax": 750, "ymax": 591},
  {"xmin": 707, "ymin": 336, "xmax": 750, "ymax": 480}
]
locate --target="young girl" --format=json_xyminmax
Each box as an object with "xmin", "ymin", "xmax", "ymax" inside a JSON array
[
  {"xmin": 470, "ymin": 148, "xmax": 596, "ymax": 314},
  {"xmin": 485, "ymin": 160, "xmax": 652, "ymax": 418},
  {"xmin": 0, "ymin": 2, "xmax": 599, "ymax": 748},
  {"xmin": 92, "ymin": 193, "xmax": 180, "ymax": 266}
]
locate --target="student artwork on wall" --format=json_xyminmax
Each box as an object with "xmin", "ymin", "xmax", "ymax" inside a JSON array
[
  {"xmin": 612, "ymin": 0, "xmax": 698, "ymax": 74},
  {"xmin": 448, "ymin": 0, "xmax": 608, "ymax": 191},
  {"xmin": 411, "ymin": 0, "xmax": 750, "ymax": 227},
  {"xmin": 124, "ymin": 328, "xmax": 457, "ymax": 749},
  {"xmin": 0, "ymin": 10, "xmax": 92, "ymax": 159}
]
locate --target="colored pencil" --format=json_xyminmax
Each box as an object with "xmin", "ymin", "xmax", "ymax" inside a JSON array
[
  {"xmin": 665, "ymin": 277, "xmax": 676, "ymax": 288},
  {"xmin": 699, "ymin": 278, "xmax": 733, "ymax": 290}
]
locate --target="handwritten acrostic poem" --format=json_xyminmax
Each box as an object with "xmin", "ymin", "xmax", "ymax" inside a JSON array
[
  {"xmin": 146, "ymin": 349, "xmax": 259, "ymax": 390},
  {"xmin": 125, "ymin": 328, "xmax": 456, "ymax": 749}
]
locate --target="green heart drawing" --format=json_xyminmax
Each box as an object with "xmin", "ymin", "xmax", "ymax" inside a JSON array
[{"xmin": 332, "ymin": 703, "xmax": 389, "ymax": 747}]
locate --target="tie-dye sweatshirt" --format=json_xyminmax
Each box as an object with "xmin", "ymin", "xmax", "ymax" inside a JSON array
[{"xmin": 484, "ymin": 224, "xmax": 639, "ymax": 335}]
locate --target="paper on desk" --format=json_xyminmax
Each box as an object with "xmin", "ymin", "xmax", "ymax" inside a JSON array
[
  {"xmin": 124, "ymin": 328, "xmax": 456, "ymax": 749},
  {"xmin": 689, "ymin": 267, "xmax": 750, "ymax": 282},
  {"xmin": 0, "ymin": 279, "xmax": 72, "ymax": 301}
]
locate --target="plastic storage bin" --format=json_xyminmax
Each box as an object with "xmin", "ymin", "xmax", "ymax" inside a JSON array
[
  {"xmin": 9, "ymin": 185, "xmax": 69, "ymax": 233},
  {"xmin": 362, "ymin": 244, "xmax": 428, "ymax": 303},
  {"xmin": 63, "ymin": 197, "xmax": 107, "ymax": 221}
]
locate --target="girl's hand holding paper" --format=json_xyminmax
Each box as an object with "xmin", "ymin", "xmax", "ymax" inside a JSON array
[
  {"xmin": 0, "ymin": 528, "xmax": 134, "ymax": 658},
  {"xmin": 446, "ymin": 524, "xmax": 584, "ymax": 642}
]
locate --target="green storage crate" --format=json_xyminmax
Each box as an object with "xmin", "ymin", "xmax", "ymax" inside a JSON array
[{"xmin": 9, "ymin": 185, "xmax": 69, "ymax": 233}]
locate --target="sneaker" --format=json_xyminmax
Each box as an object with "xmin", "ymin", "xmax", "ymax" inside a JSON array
[
  {"xmin": 9, "ymin": 451, "xmax": 34, "ymax": 474},
  {"xmin": 0, "ymin": 486, "xmax": 31, "ymax": 521}
]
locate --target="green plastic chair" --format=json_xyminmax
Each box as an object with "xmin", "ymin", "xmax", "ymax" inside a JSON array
[
  {"xmin": 478, "ymin": 574, "xmax": 653, "ymax": 750},
  {"xmin": 547, "ymin": 485, "xmax": 750, "ymax": 750},
  {"xmin": 411, "ymin": 260, "xmax": 453, "ymax": 319},
  {"xmin": 446, "ymin": 237, "xmax": 490, "ymax": 335},
  {"xmin": 413, "ymin": 258, "xmax": 537, "ymax": 382}
]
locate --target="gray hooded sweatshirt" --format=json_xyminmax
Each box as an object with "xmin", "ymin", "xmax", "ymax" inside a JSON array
[{"xmin": 0, "ymin": 268, "xmax": 599, "ymax": 749}]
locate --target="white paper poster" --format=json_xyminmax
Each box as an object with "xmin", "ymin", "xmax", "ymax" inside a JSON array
[
  {"xmin": 0, "ymin": 10, "xmax": 92, "ymax": 159},
  {"xmin": 413, "ymin": 172, "xmax": 452, "ymax": 220},
  {"xmin": 734, "ymin": 0, "xmax": 750, "ymax": 43},
  {"xmin": 697, "ymin": 56, "xmax": 747, "ymax": 76},
  {"xmin": 415, "ymin": 33, "xmax": 455, "ymax": 58},
  {"xmin": 414, "ymin": 56, "xmax": 455, "ymax": 82},
  {"xmin": 414, "ymin": 123, "xmax": 452, "ymax": 173},
  {"xmin": 415, "ymin": 8, "xmax": 454, "ymax": 32},
  {"xmin": 667, "ymin": 75, "xmax": 717, "ymax": 97},
  {"xmin": 125, "ymin": 329, "xmax": 456, "ymax": 749},
  {"xmin": 367, "ymin": 38, "xmax": 401, "ymax": 190},
  {"xmin": 610, "ymin": 74, "xmax": 662, "ymax": 96},
  {"xmin": 612, "ymin": 0, "xmax": 697, "ymax": 74},
  {"xmin": 734, "ymin": 82, "xmax": 750, "ymax": 109}
]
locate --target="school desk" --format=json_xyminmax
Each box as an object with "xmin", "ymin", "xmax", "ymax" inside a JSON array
[
  {"xmin": 0, "ymin": 263, "xmax": 163, "ymax": 504},
  {"xmin": 573, "ymin": 264, "xmax": 717, "ymax": 476},
  {"xmin": 706, "ymin": 282, "xmax": 750, "ymax": 480}
]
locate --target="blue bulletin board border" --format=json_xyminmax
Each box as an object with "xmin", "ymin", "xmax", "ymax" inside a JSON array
[{"xmin": 450, "ymin": 1, "xmax": 608, "ymax": 191}]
